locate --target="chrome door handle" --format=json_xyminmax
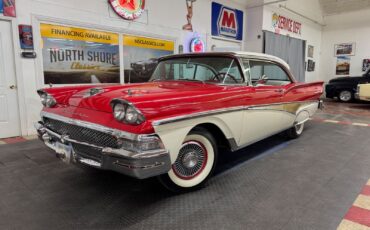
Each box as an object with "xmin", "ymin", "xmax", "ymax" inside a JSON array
[{"xmin": 9, "ymin": 85, "xmax": 17, "ymax": 90}]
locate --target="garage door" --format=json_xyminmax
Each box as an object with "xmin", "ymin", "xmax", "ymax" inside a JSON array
[{"xmin": 0, "ymin": 20, "xmax": 20, "ymax": 138}]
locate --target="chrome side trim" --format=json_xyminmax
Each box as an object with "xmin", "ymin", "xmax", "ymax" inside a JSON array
[
  {"xmin": 40, "ymin": 111, "xmax": 154, "ymax": 141},
  {"xmin": 152, "ymin": 100, "xmax": 318, "ymax": 126}
]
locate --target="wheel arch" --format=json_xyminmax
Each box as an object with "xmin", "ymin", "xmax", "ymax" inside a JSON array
[{"xmin": 153, "ymin": 116, "xmax": 239, "ymax": 164}]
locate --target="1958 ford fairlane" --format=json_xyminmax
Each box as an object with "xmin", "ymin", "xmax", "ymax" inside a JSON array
[{"xmin": 35, "ymin": 52, "xmax": 323, "ymax": 192}]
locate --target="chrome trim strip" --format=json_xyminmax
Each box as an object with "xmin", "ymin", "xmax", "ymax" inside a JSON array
[
  {"xmin": 40, "ymin": 111, "xmax": 154, "ymax": 140},
  {"xmin": 152, "ymin": 100, "xmax": 318, "ymax": 126}
]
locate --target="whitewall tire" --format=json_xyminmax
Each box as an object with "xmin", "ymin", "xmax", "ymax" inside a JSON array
[
  {"xmin": 158, "ymin": 127, "xmax": 218, "ymax": 192},
  {"xmin": 286, "ymin": 122, "xmax": 305, "ymax": 139}
]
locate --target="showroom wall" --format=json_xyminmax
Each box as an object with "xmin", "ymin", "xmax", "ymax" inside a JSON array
[
  {"xmin": 12, "ymin": 0, "xmax": 248, "ymax": 136},
  {"xmin": 320, "ymin": 8, "xmax": 370, "ymax": 82},
  {"xmin": 262, "ymin": 0, "xmax": 323, "ymax": 83}
]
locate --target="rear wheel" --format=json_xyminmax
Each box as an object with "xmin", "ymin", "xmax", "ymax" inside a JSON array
[
  {"xmin": 158, "ymin": 128, "xmax": 218, "ymax": 193},
  {"xmin": 338, "ymin": 90, "xmax": 353, "ymax": 102},
  {"xmin": 286, "ymin": 122, "xmax": 305, "ymax": 139}
]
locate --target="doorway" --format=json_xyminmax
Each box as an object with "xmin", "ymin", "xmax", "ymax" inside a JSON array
[
  {"xmin": 263, "ymin": 31, "xmax": 306, "ymax": 82},
  {"xmin": 0, "ymin": 20, "xmax": 20, "ymax": 138}
]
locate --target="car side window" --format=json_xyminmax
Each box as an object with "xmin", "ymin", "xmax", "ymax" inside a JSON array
[{"xmin": 249, "ymin": 60, "xmax": 292, "ymax": 86}]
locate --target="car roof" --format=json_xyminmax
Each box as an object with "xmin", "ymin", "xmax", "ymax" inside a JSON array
[{"xmin": 158, "ymin": 52, "xmax": 290, "ymax": 70}]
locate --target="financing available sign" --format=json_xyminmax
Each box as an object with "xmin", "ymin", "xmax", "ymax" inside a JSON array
[
  {"xmin": 40, "ymin": 24, "xmax": 120, "ymax": 84},
  {"xmin": 211, "ymin": 2, "xmax": 243, "ymax": 41}
]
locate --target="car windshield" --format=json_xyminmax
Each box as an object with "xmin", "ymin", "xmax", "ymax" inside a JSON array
[{"xmin": 150, "ymin": 57, "xmax": 244, "ymax": 84}]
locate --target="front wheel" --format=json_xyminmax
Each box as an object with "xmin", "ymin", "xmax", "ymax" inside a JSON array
[
  {"xmin": 285, "ymin": 122, "xmax": 305, "ymax": 139},
  {"xmin": 158, "ymin": 128, "xmax": 218, "ymax": 193},
  {"xmin": 338, "ymin": 90, "xmax": 353, "ymax": 102}
]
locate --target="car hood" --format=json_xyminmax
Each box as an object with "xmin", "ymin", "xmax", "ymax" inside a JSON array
[
  {"xmin": 67, "ymin": 81, "xmax": 236, "ymax": 120},
  {"xmin": 329, "ymin": 76, "xmax": 363, "ymax": 83}
]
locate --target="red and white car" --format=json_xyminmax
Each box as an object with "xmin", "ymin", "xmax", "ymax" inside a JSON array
[{"xmin": 36, "ymin": 52, "xmax": 323, "ymax": 192}]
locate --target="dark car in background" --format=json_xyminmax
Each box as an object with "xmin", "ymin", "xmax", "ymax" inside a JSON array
[{"xmin": 326, "ymin": 69, "xmax": 370, "ymax": 102}]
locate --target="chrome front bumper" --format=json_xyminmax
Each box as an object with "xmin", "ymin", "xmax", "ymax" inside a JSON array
[{"xmin": 35, "ymin": 122, "xmax": 171, "ymax": 179}]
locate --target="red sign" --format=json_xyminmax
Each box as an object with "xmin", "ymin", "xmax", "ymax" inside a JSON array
[
  {"xmin": 218, "ymin": 7, "xmax": 238, "ymax": 38},
  {"xmin": 190, "ymin": 37, "xmax": 205, "ymax": 53},
  {"xmin": 109, "ymin": 0, "xmax": 145, "ymax": 20},
  {"xmin": 272, "ymin": 13, "xmax": 301, "ymax": 35}
]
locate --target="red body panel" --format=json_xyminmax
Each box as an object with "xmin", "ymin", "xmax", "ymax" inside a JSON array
[{"xmin": 41, "ymin": 80, "xmax": 323, "ymax": 134}]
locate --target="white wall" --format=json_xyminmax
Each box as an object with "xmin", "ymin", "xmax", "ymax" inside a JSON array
[
  {"xmin": 262, "ymin": 0, "xmax": 323, "ymax": 83},
  {"xmin": 320, "ymin": 8, "xmax": 370, "ymax": 82},
  {"xmin": 11, "ymin": 0, "xmax": 247, "ymax": 136}
]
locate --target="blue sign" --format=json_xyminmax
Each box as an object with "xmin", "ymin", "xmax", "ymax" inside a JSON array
[
  {"xmin": 211, "ymin": 2, "xmax": 244, "ymax": 41},
  {"xmin": 0, "ymin": 1, "xmax": 3, "ymax": 14}
]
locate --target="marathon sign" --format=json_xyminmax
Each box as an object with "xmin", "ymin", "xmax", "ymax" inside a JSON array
[
  {"xmin": 272, "ymin": 13, "xmax": 302, "ymax": 35},
  {"xmin": 211, "ymin": 2, "xmax": 243, "ymax": 41}
]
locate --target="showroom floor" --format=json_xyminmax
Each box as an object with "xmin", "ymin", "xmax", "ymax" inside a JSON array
[{"xmin": 1, "ymin": 100, "xmax": 370, "ymax": 230}]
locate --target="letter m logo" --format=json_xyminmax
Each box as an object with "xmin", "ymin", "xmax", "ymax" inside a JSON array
[{"xmin": 218, "ymin": 7, "xmax": 238, "ymax": 38}]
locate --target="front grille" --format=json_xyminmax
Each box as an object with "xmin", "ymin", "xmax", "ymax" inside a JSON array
[
  {"xmin": 73, "ymin": 144, "xmax": 102, "ymax": 163},
  {"xmin": 43, "ymin": 117, "xmax": 119, "ymax": 148}
]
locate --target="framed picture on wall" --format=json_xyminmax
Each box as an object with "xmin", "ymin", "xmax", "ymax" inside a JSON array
[
  {"xmin": 336, "ymin": 56, "xmax": 351, "ymax": 75},
  {"xmin": 334, "ymin": 43, "xmax": 356, "ymax": 56},
  {"xmin": 363, "ymin": 59, "xmax": 370, "ymax": 72},
  {"xmin": 307, "ymin": 45, "xmax": 314, "ymax": 58},
  {"xmin": 307, "ymin": 59, "xmax": 315, "ymax": 72}
]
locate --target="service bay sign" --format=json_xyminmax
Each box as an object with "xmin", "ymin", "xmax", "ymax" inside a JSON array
[{"xmin": 211, "ymin": 2, "xmax": 243, "ymax": 41}]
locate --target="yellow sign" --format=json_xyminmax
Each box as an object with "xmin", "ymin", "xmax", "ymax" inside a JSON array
[
  {"xmin": 123, "ymin": 35, "xmax": 174, "ymax": 51},
  {"xmin": 40, "ymin": 24, "xmax": 119, "ymax": 45}
]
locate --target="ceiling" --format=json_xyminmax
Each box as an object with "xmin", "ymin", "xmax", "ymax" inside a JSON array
[
  {"xmin": 317, "ymin": 0, "xmax": 370, "ymax": 15},
  {"xmin": 233, "ymin": 0, "xmax": 370, "ymax": 16}
]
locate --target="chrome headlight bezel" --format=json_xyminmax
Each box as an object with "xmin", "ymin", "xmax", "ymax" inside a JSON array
[
  {"xmin": 37, "ymin": 90, "xmax": 57, "ymax": 108},
  {"xmin": 111, "ymin": 99, "xmax": 146, "ymax": 125}
]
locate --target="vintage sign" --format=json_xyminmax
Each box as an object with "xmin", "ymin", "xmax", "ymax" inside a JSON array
[
  {"xmin": 272, "ymin": 13, "xmax": 302, "ymax": 35},
  {"xmin": 3, "ymin": 0, "xmax": 16, "ymax": 17},
  {"xmin": 18, "ymin": 25, "xmax": 33, "ymax": 49},
  {"xmin": 0, "ymin": 1, "xmax": 3, "ymax": 13},
  {"xmin": 211, "ymin": 2, "xmax": 243, "ymax": 41},
  {"xmin": 190, "ymin": 37, "xmax": 205, "ymax": 53},
  {"xmin": 109, "ymin": 0, "xmax": 145, "ymax": 20},
  {"xmin": 123, "ymin": 35, "xmax": 174, "ymax": 83},
  {"xmin": 40, "ymin": 24, "xmax": 120, "ymax": 84}
]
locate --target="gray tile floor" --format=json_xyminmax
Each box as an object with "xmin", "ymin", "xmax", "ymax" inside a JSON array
[{"xmin": 1, "ymin": 106, "xmax": 370, "ymax": 229}]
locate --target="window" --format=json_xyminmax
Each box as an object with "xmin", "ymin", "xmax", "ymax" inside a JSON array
[
  {"xmin": 248, "ymin": 60, "xmax": 291, "ymax": 86},
  {"xmin": 151, "ymin": 57, "xmax": 244, "ymax": 84}
]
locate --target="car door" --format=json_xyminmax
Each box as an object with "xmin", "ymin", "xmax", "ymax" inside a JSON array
[{"xmin": 238, "ymin": 59, "xmax": 289, "ymax": 147}]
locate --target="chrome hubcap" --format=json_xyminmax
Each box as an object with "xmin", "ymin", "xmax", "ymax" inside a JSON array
[
  {"xmin": 173, "ymin": 141, "xmax": 207, "ymax": 179},
  {"xmin": 339, "ymin": 91, "xmax": 351, "ymax": 101}
]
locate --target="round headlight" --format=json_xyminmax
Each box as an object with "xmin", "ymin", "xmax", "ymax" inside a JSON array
[
  {"xmin": 40, "ymin": 93, "xmax": 56, "ymax": 108},
  {"xmin": 113, "ymin": 103, "xmax": 126, "ymax": 121},
  {"xmin": 125, "ymin": 106, "xmax": 139, "ymax": 124}
]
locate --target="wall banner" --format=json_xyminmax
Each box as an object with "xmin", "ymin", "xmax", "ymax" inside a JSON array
[
  {"xmin": 211, "ymin": 2, "xmax": 244, "ymax": 41},
  {"xmin": 41, "ymin": 24, "xmax": 120, "ymax": 84},
  {"xmin": 123, "ymin": 35, "xmax": 174, "ymax": 83},
  {"xmin": 272, "ymin": 13, "xmax": 302, "ymax": 35}
]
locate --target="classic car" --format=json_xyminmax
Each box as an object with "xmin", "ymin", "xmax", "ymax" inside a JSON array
[
  {"xmin": 35, "ymin": 52, "xmax": 323, "ymax": 192},
  {"xmin": 356, "ymin": 83, "xmax": 370, "ymax": 101},
  {"xmin": 325, "ymin": 68, "xmax": 370, "ymax": 102}
]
